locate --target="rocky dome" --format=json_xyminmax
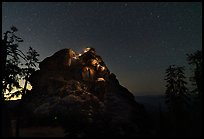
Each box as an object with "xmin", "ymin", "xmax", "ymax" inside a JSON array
[{"xmin": 22, "ymin": 47, "xmax": 150, "ymax": 137}]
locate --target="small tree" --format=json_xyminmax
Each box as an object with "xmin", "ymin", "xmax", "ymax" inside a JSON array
[
  {"xmin": 21, "ymin": 47, "xmax": 40, "ymax": 97},
  {"xmin": 165, "ymin": 65, "xmax": 177, "ymax": 111},
  {"xmin": 175, "ymin": 66, "xmax": 190, "ymax": 111}
]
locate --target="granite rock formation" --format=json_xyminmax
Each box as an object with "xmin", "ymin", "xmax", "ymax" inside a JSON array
[{"xmin": 22, "ymin": 47, "xmax": 150, "ymax": 137}]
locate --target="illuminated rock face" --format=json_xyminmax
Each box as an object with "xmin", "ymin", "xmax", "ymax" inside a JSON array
[
  {"xmin": 39, "ymin": 49, "xmax": 75, "ymax": 70},
  {"xmin": 24, "ymin": 48, "xmax": 150, "ymax": 137},
  {"xmin": 30, "ymin": 48, "xmax": 110, "ymax": 90},
  {"xmin": 29, "ymin": 48, "xmax": 79, "ymax": 90},
  {"xmin": 81, "ymin": 66, "xmax": 96, "ymax": 81}
]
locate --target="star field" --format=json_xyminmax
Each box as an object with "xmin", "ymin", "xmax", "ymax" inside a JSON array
[{"xmin": 2, "ymin": 2, "xmax": 202, "ymax": 95}]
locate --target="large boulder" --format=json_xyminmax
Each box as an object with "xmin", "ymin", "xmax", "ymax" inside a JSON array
[{"xmin": 22, "ymin": 48, "xmax": 150, "ymax": 137}]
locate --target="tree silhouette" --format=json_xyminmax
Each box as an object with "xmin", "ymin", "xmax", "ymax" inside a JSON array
[
  {"xmin": 21, "ymin": 47, "xmax": 39, "ymax": 98},
  {"xmin": 3, "ymin": 54, "xmax": 22, "ymax": 99},
  {"xmin": 164, "ymin": 65, "xmax": 190, "ymax": 136},
  {"xmin": 1, "ymin": 26, "xmax": 25, "ymax": 101},
  {"xmin": 9, "ymin": 47, "xmax": 39, "ymax": 137},
  {"xmin": 1, "ymin": 26, "xmax": 40, "ymax": 137},
  {"xmin": 186, "ymin": 50, "xmax": 202, "ymax": 96},
  {"xmin": 186, "ymin": 50, "xmax": 202, "ymax": 136},
  {"xmin": 5, "ymin": 46, "xmax": 40, "ymax": 136},
  {"xmin": 164, "ymin": 65, "xmax": 189, "ymax": 113},
  {"xmin": 2, "ymin": 26, "xmax": 40, "ymax": 100},
  {"xmin": 175, "ymin": 66, "xmax": 190, "ymax": 110},
  {"xmin": 1, "ymin": 26, "xmax": 25, "ymax": 137},
  {"xmin": 165, "ymin": 65, "xmax": 177, "ymax": 111}
]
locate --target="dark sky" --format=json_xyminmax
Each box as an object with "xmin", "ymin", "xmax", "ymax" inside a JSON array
[{"xmin": 2, "ymin": 2, "xmax": 202, "ymax": 96}]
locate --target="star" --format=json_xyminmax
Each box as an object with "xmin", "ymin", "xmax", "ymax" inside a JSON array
[
  {"xmin": 178, "ymin": 26, "xmax": 182, "ymax": 30},
  {"xmin": 33, "ymin": 13, "xmax": 38, "ymax": 16},
  {"xmin": 27, "ymin": 28, "xmax": 32, "ymax": 32},
  {"xmin": 171, "ymin": 48, "xmax": 176, "ymax": 51},
  {"xmin": 58, "ymin": 39, "xmax": 62, "ymax": 43}
]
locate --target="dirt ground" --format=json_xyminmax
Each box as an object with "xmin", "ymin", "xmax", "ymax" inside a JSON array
[
  {"xmin": 20, "ymin": 126, "xmax": 65, "ymax": 137},
  {"xmin": 11, "ymin": 125, "xmax": 65, "ymax": 137}
]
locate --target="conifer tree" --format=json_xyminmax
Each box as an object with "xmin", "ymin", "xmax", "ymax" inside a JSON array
[
  {"xmin": 165, "ymin": 65, "xmax": 189, "ymax": 112},
  {"xmin": 186, "ymin": 50, "xmax": 202, "ymax": 96}
]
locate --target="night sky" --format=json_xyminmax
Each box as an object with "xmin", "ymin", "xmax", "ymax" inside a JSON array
[{"xmin": 2, "ymin": 2, "xmax": 202, "ymax": 96}]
